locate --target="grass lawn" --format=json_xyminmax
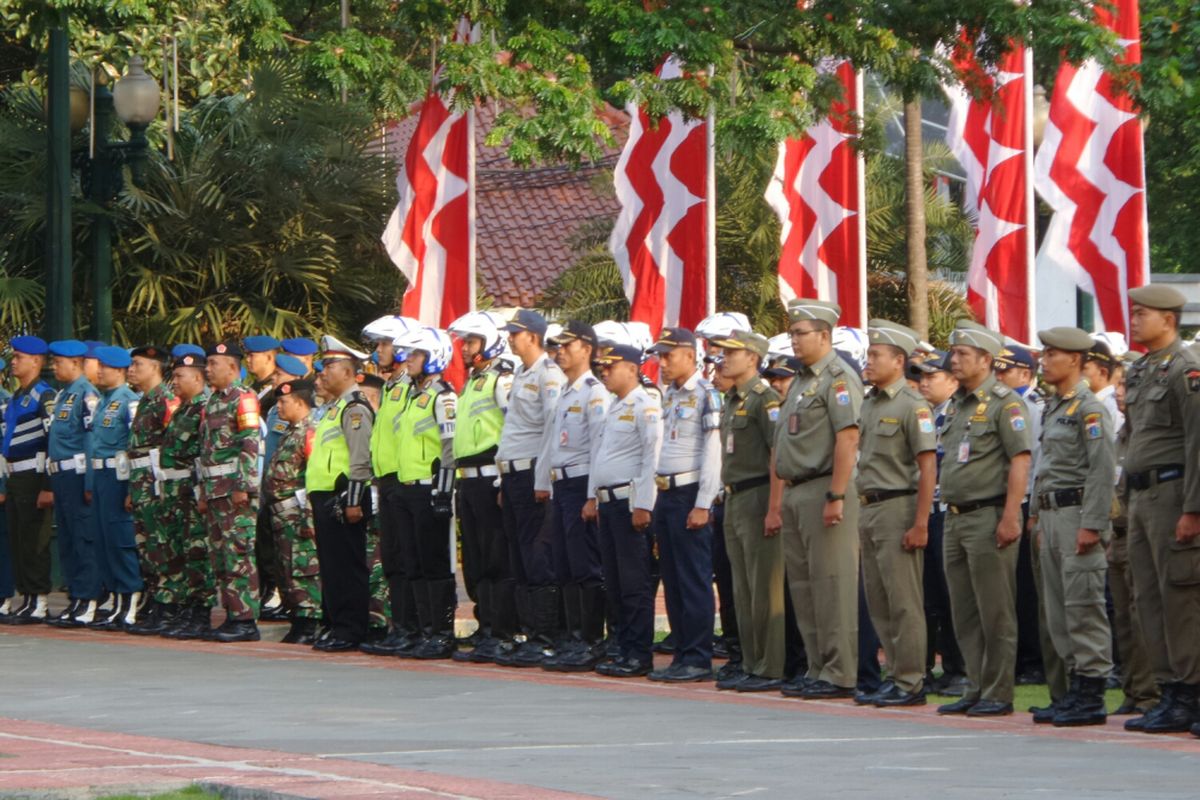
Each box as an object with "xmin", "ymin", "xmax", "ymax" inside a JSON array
[{"xmin": 97, "ymin": 788, "xmax": 220, "ymax": 800}]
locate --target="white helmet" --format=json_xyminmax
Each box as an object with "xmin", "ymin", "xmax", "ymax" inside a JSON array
[
  {"xmin": 695, "ymin": 312, "xmax": 751, "ymax": 342},
  {"xmin": 544, "ymin": 322, "xmax": 564, "ymax": 344},
  {"xmin": 766, "ymin": 333, "xmax": 794, "ymax": 359},
  {"xmin": 395, "ymin": 326, "xmax": 454, "ymax": 375},
  {"xmin": 1090, "ymin": 330, "xmax": 1129, "ymax": 358},
  {"xmin": 593, "ymin": 320, "xmax": 654, "ymax": 349},
  {"xmin": 362, "ymin": 315, "xmax": 420, "ymax": 343},
  {"xmin": 832, "ymin": 326, "xmax": 868, "ymax": 375},
  {"xmin": 449, "ymin": 311, "xmax": 507, "ymax": 360}
]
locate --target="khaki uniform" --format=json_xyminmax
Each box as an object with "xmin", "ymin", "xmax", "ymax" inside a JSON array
[
  {"xmin": 774, "ymin": 350, "xmax": 862, "ymax": 689},
  {"xmin": 1123, "ymin": 338, "xmax": 1200, "ymax": 685},
  {"xmin": 939, "ymin": 375, "xmax": 1031, "ymax": 704},
  {"xmin": 856, "ymin": 377, "xmax": 936, "ymax": 693},
  {"xmin": 720, "ymin": 375, "xmax": 785, "ymax": 679},
  {"xmin": 1033, "ymin": 380, "xmax": 1115, "ymax": 679}
]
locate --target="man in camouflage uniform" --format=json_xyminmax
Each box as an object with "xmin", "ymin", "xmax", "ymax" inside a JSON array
[
  {"xmin": 124, "ymin": 346, "xmax": 178, "ymax": 631},
  {"xmin": 264, "ymin": 379, "xmax": 322, "ymax": 644},
  {"xmin": 197, "ymin": 341, "xmax": 262, "ymax": 642},
  {"xmin": 153, "ymin": 351, "xmax": 216, "ymax": 639}
]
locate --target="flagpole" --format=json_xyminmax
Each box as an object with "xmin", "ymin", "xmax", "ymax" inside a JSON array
[
  {"xmin": 705, "ymin": 85, "xmax": 717, "ymax": 318},
  {"xmin": 467, "ymin": 103, "xmax": 477, "ymax": 313},
  {"xmin": 1023, "ymin": 44, "xmax": 1037, "ymax": 335},
  {"xmin": 855, "ymin": 67, "xmax": 868, "ymax": 327}
]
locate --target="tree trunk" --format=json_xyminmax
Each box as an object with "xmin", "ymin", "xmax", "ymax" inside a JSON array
[{"xmin": 904, "ymin": 96, "xmax": 929, "ymax": 340}]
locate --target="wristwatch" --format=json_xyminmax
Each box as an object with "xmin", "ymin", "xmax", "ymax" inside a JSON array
[{"xmin": 825, "ymin": 491, "xmax": 845, "ymax": 502}]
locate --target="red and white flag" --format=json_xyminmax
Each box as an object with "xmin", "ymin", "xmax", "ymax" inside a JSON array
[
  {"xmin": 944, "ymin": 39, "xmax": 1036, "ymax": 342},
  {"xmin": 765, "ymin": 61, "xmax": 867, "ymax": 327},
  {"xmin": 1033, "ymin": 0, "xmax": 1147, "ymax": 336},
  {"xmin": 609, "ymin": 56, "xmax": 714, "ymax": 335},
  {"xmin": 381, "ymin": 19, "xmax": 477, "ymax": 330}
]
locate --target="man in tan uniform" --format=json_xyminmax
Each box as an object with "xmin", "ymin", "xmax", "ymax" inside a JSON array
[
  {"xmin": 855, "ymin": 320, "xmax": 937, "ymax": 707},
  {"xmin": 768, "ymin": 299, "xmax": 861, "ymax": 699},
  {"xmin": 712, "ymin": 330, "xmax": 785, "ymax": 692},
  {"xmin": 1029, "ymin": 327, "xmax": 1116, "ymax": 727},
  {"xmin": 936, "ymin": 320, "xmax": 1032, "ymax": 717},
  {"xmin": 1120, "ymin": 285, "xmax": 1200, "ymax": 735}
]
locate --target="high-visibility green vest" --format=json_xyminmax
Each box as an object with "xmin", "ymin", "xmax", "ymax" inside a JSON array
[
  {"xmin": 453, "ymin": 369, "xmax": 504, "ymax": 459},
  {"xmin": 371, "ymin": 378, "xmax": 410, "ymax": 478},
  {"xmin": 396, "ymin": 380, "xmax": 450, "ymax": 482},
  {"xmin": 306, "ymin": 398, "xmax": 351, "ymax": 492}
]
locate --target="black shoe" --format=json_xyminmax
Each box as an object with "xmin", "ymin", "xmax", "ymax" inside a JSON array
[
  {"xmin": 1113, "ymin": 698, "xmax": 1150, "ymax": 716},
  {"xmin": 596, "ymin": 657, "xmax": 651, "ymax": 678},
  {"xmin": 716, "ymin": 667, "xmax": 749, "ymax": 691},
  {"xmin": 1191, "ymin": 722, "xmax": 1200, "ymax": 739},
  {"xmin": 1141, "ymin": 683, "xmax": 1199, "ymax": 734},
  {"xmin": 713, "ymin": 637, "xmax": 731, "ymax": 660},
  {"xmin": 653, "ymin": 634, "xmax": 676, "ymax": 655},
  {"xmin": 780, "ymin": 675, "xmax": 813, "ymax": 698},
  {"xmin": 1030, "ymin": 702, "xmax": 1061, "ymax": 724},
  {"xmin": 736, "ymin": 674, "xmax": 784, "ymax": 693},
  {"xmin": 874, "ymin": 684, "xmax": 927, "ymax": 707},
  {"xmin": 212, "ymin": 620, "xmax": 260, "ymax": 643},
  {"xmin": 716, "ymin": 660, "xmax": 744, "ymax": 682},
  {"xmin": 128, "ymin": 602, "xmax": 171, "ymax": 636},
  {"xmin": 545, "ymin": 643, "xmax": 604, "ymax": 673},
  {"xmin": 359, "ymin": 629, "xmax": 410, "ymax": 655},
  {"xmin": 799, "ymin": 680, "xmax": 856, "ymax": 700},
  {"xmin": 162, "ymin": 607, "xmax": 212, "ymax": 640},
  {"xmin": 314, "ymin": 636, "xmax": 360, "ymax": 652},
  {"xmin": 259, "ymin": 603, "xmax": 290, "ymax": 622},
  {"xmin": 1015, "ymin": 667, "xmax": 1046, "ymax": 686},
  {"xmin": 43, "ymin": 599, "xmax": 80, "ymax": 628},
  {"xmin": 413, "ymin": 634, "xmax": 457, "ymax": 660},
  {"xmin": 649, "ymin": 663, "xmax": 713, "ymax": 683},
  {"xmin": 938, "ymin": 674, "xmax": 971, "ymax": 697},
  {"xmin": 500, "ymin": 639, "xmax": 553, "ymax": 668},
  {"xmin": 855, "ymin": 680, "xmax": 894, "ymax": 706},
  {"xmin": 937, "ymin": 697, "xmax": 977, "ymax": 715},
  {"xmin": 282, "ymin": 619, "xmax": 319, "ymax": 645},
  {"xmin": 967, "ymin": 700, "xmax": 1014, "ymax": 717}
]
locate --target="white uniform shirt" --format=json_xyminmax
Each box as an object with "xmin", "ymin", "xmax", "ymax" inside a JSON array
[{"xmin": 588, "ymin": 386, "xmax": 663, "ymax": 511}]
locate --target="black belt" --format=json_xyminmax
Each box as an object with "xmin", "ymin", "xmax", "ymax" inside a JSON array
[
  {"xmin": 947, "ymin": 495, "xmax": 1007, "ymax": 515},
  {"xmin": 784, "ymin": 471, "xmax": 832, "ymax": 488},
  {"xmin": 723, "ymin": 475, "xmax": 770, "ymax": 496},
  {"xmin": 1037, "ymin": 487, "xmax": 1084, "ymax": 511},
  {"xmin": 1127, "ymin": 465, "xmax": 1184, "ymax": 492},
  {"xmin": 859, "ymin": 488, "xmax": 916, "ymax": 507}
]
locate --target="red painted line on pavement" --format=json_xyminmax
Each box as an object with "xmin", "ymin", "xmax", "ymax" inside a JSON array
[
  {"xmin": 0, "ymin": 717, "xmax": 598, "ymax": 799},
  {"xmin": 4, "ymin": 625, "xmax": 1199, "ymax": 756}
]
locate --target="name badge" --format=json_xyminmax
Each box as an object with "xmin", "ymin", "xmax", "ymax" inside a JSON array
[
  {"xmin": 957, "ymin": 440, "xmax": 970, "ymax": 463},
  {"xmin": 725, "ymin": 432, "xmax": 735, "ymax": 455}
]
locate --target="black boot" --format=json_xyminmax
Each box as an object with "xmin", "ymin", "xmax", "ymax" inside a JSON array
[
  {"xmin": 551, "ymin": 583, "xmax": 607, "ymax": 672},
  {"xmin": 1127, "ymin": 683, "xmax": 1175, "ymax": 732},
  {"xmin": 0, "ymin": 594, "xmax": 32, "ymax": 624},
  {"xmin": 1053, "ymin": 675, "xmax": 1107, "ymax": 726},
  {"xmin": 543, "ymin": 584, "xmax": 584, "ymax": 671},
  {"xmin": 469, "ymin": 578, "xmax": 518, "ymax": 664},
  {"xmin": 1033, "ymin": 674, "xmax": 1079, "ymax": 724},
  {"xmin": 1142, "ymin": 682, "xmax": 1199, "ymax": 734},
  {"xmin": 282, "ymin": 617, "xmax": 319, "ymax": 645},
  {"xmin": 505, "ymin": 585, "xmax": 560, "ymax": 667},
  {"xmin": 42, "ymin": 598, "xmax": 79, "ymax": 627},
  {"xmin": 163, "ymin": 605, "xmax": 212, "ymax": 640},
  {"xmin": 454, "ymin": 579, "xmax": 491, "ymax": 662},
  {"xmin": 414, "ymin": 578, "xmax": 458, "ymax": 659},
  {"xmin": 92, "ymin": 594, "xmax": 130, "ymax": 630},
  {"xmin": 212, "ymin": 618, "xmax": 261, "ymax": 643},
  {"xmin": 128, "ymin": 601, "xmax": 169, "ymax": 635}
]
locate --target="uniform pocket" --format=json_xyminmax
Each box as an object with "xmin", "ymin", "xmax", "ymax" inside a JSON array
[
  {"xmin": 1167, "ymin": 543, "xmax": 1200, "ymax": 587},
  {"xmin": 876, "ymin": 421, "xmax": 901, "ymax": 437},
  {"xmin": 1063, "ymin": 556, "xmax": 1106, "ymax": 606}
]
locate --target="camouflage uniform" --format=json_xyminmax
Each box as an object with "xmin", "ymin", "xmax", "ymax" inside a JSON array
[
  {"xmin": 263, "ymin": 417, "xmax": 321, "ymax": 619},
  {"xmin": 159, "ymin": 393, "xmax": 213, "ymax": 606},
  {"xmin": 199, "ymin": 384, "xmax": 262, "ymax": 621},
  {"xmin": 128, "ymin": 382, "xmax": 179, "ymax": 600},
  {"xmin": 367, "ymin": 517, "xmax": 391, "ymax": 630}
]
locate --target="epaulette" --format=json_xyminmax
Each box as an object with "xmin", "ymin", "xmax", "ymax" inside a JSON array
[
  {"xmin": 827, "ymin": 358, "xmax": 846, "ymax": 376},
  {"xmin": 993, "ymin": 384, "xmax": 1012, "ymax": 398},
  {"xmin": 752, "ymin": 382, "xmax": 767, "ymax": 394}
]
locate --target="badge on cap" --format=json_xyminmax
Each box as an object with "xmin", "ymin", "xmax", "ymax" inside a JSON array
[{"xmin": 216, "ymin": 344, "xmax": 227, "ymax": 354}]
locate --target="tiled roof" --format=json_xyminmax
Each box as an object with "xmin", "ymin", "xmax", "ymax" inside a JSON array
[{"xmin": 383, "ymin": 103, "xmax": 628, "ymax": 308}]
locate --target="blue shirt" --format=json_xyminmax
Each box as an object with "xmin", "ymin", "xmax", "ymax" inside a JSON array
[
  {"xmin": 86, "ymin": 384, "xmax": 138, "ymax": 491},
  {"xmin": 262, "ymin": 404, "xmax": 290, "ymax": 471},
  {"xmin": 3, "ymin": 380, "xmax": 52, "ymax": 462},
  {"xmin": 48, "ymin": 376, "xmax": 100, "ymax": 463}
]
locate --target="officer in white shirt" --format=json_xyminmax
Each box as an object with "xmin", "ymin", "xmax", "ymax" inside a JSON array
[{"xmin": 587, "ymin": 343, "xmax": 663, "ymax": 678}]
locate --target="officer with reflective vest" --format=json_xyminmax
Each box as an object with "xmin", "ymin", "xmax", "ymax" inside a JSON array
[
  {"xmin": 0, "ymin": 337, "xmax": 54, "ymax": 623},
  {"xmin": 388, "ymin": 326, "xmax": 458, "ymax": 659},
  {"xmin": 45, "ymin": 340, "xmax": 103, "ymax": 627},
  {"xmin": 447, "ymin": 311, "xmax": 515, "ymax": 663},
  {"xmin": 361, "ymin": 328, "xmax": 416, "ymax": 656},
  {"xmin": 307, "ymin": 335, "xmax": 375, "ymax": 651},
  {"xmin": 87, "ymin": 346, "xmax": 144, "ymax": 629}
]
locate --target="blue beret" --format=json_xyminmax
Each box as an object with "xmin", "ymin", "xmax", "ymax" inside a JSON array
[
  {"xmin": 171, "ymin": 344, "xmax": 205, "ymax": 359},
  {"xmin": 0, "ymin": 357, "xmax": 6, "ymax": 371},
  {"xmin": 313, "ymin": 359, "xmax": 324, "ymax": 373},
  {"xmin": 95, "ymin": 345, "xmax": 132, "ymax": 369},
  {"xmin": 281, "ymin": 337, "xmax": 319, "ymax": 356},
  {"xmin": 243, "ymin": 335, "xmax": 281, "ymax": 353},
  {"xmin": 84, "ymin": 340, "xmax": 105, "ymax": 358},
  {"xmin": 275, "ymin": 354, "xmax": 308, "ymax": 377},
  {"xmin": 49, "ymin": 339, "xmax": 87, "ymax": 358},
  {"xmin": 10, "ymin": 336, "xmax": 48, "ymax": 356}
]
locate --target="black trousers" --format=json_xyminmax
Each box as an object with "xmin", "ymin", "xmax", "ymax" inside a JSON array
[
  {"xmin": 501, "ymin": 468, "xmax": 555, "ymax": 587},
  {"xmin": 654, "ymin": 484, "xmax": 714, "ymax": 668},
  {"xmin": 6, "ymin": 471, "xmax": 51, "ymax": 595},
  {"xmin": 395, "ymin": 483, "xmax": 452, "ymax": 580},
  {"xmin": 311, "ymin": 490, "xmax": 369, "ymax": 642},
  {"xmin": 457, "ymin": 476, "xmax": 512, "ymax": 590}
]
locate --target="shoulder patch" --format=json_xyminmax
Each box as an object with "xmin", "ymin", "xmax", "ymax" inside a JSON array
[
  {"xmin": 833, "ymin": 380, "xmax": 851, "ymax": 406},
  {"xmin": 1187, "ymin": 368, "xmax": 1200, "ymax": 394},
  {"xmin": 1084, "ymin": 412, "xmax": 1103, "ymax": 439},
  {"xmin": 915, "ymin": 406, "xmax": 934, "ymax": 434}
]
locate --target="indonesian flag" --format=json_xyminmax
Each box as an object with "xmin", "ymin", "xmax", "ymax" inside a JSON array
[
  {"xmin": 609, "ymin": 56, "xmax": 715, "ymax": 335},
  {"xmin": 1033, "ymin": 0, "xmax": 1147, "ymax": 337},
  {"xmin": 381, "ymin": 18, "xmax": 477, "ymax": 331},
  {"xmin": 764, "ymin": 61, "xmax": 867, "ymax": 327},
  {"xmin": 944, "ymin": 39, "xmax": 1036, "ymax": 342}
]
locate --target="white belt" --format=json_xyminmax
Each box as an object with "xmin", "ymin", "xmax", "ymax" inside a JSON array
[
  {"xmin": 655, "ymin": 469, "xmax": 700, "ymax": 491},
  {"xmin": 272, "ymin": 495, "xmax": 303, "ymax": 513},
  {"xmin": 91, "ymin": 458, "xmax": 122, "ymax": 470},
  {"xmin": 129, "ymin": 455, "xmax": 154, "ymax": 470},
  {"xmin": 551, "ymin": 464, "xmax": 588, "ymax": 483},
  {"xmin": 401, "ymin": 477, "xmax": 434, "ymax": 486},
  {"xmin": 8, "ymin": 456, "xmax": 44, "ymax": 474},
  {"xmin": 159, "ymin": 467, "xmax": 192, "ymax": 481},
  {"xmin": 498, "ymin": 458, "xmax": 535, "ymax": 475},
  {"xmin": 200, "ymin": 463, "xmax": 238, "ymax": 478},
  {"xmin": 48, "ymin": 456, "xmax": 84, "ymax": 475},
  {"xmin": 596, "ymin": 484, "xmax": 632, "ymax": 504},
  {"xmin": 457, "ymin": 465, "xmax": 500, "ymax": 479}
]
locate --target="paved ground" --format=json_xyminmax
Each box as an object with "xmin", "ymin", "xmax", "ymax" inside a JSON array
[{"xmin": 1, "ymin": 623, "xmax": 1198, "ymax": 800}]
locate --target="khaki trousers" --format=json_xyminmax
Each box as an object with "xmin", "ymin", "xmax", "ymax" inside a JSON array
[
  {"xmin": 724, "ymin": 484, "xmax": 785, "ymax": 678},
  {"xmin": 781, "ymin": 476, "xmax": 859, "ymax": 689},
  {"xmin": 1107, "ymin": 531, "xmax": 1159, "ymax": 705},
  {"xmin": 944, "ymin": 505, "xmax": 1018, "ymax": 703},
  {"xmin": 1036, "ymin": 504, "xmax": 1114, "ymax": 678},
  {"xmin": 860, "ymin": 494, "xmax": 925, "ymax": 693},
  {"xmin": 1128, "ymin": 478, "xmax": 1200, "ymax": 685}
]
